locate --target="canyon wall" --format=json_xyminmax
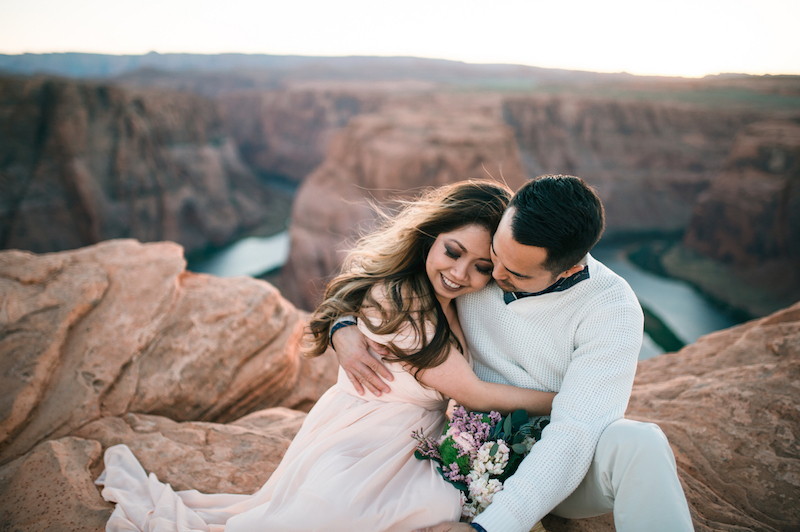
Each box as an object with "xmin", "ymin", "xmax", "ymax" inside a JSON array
[
  {"xmin": 217, "ymin": 89, "xmax": 385, "ymax": 183},
  {"xmin": 684, "ymin": 120, "xmax": 800, "ymax": 281},
  {"xmin": 503, "ymin": 95, "xmax": 765, "ymax": 235},
  {"xmin": 280, "ymin": 94, "xmax": 528, "ymax": 310},
  {"xmin": 0, "ymin": 76, "xmax": 270, "ymax": 254}
]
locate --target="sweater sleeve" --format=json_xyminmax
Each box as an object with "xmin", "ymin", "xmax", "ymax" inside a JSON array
[{"xmin": 473, "ymin": 287, "xmax": 643, "ymax": 532}]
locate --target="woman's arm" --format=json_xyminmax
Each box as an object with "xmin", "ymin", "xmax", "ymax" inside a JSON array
[{"xmin": 417, "ymin": 347, "xmax": 555, "ymax": 415}]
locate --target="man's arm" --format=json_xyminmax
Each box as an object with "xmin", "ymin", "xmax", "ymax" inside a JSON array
[
  {"xmin": 331, "ymin": 323, "xmax": 394, "ymax": 396},
  {"xmin": 474, "ymin": 294, "xmax": 643, "ymax": 531}
]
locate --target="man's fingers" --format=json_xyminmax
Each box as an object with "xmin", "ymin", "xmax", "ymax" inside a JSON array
[
  {"xmin": 365, "ymin": 341, "xmax": 395, "ymax": 383},
  {"xmin": 359, "ymin": 375, "xmax": 385, "ymax": 396},
  {"xmin": 345, "ymin": 365, "xmax": 386, "ymax": 396},
  {"xmin": 366, "ymin": 337, "xmax": 389, "ymax": 354},
  {"xmin": 361, "ymin": 360, "xmax": 392, "ymax": 395},
  {"xmin": 344, "ymin": 369, "xmax": 365, "ymax": 395}
]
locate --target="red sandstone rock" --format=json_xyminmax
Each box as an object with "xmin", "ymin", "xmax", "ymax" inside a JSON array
[
  {"xmin": 0, "ymin": 76, "xmax": 270, "ymax": 254},
  {"xmin": 281, "ymin": 96, "xmax": 528, "ymax": 310},
  {"xmin": 0, "ymin": 240, "xmax": 338, "ymax": 466},
  {"xmin": 75, "ymin": 409, "xmax": 307, "ymax": 494},
  {"xmin": 0, "ymin": 436, "xmax": 112, "ymax": 531},
  {"xmin": 0, "ymin": 408, "xmax": 308, "ymax": 531}
]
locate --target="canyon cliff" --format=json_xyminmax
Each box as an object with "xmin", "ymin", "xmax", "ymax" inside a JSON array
[
  {"xmin": 0, "ymin": 76, "xmax": 270, "ymax": 255},
  {"xmin": 503, "ymin": 94, "xmax": 765, "ymax": 234},
  {"xmin": 280, "ymin": 94, "xmax": 528, "ymax": 310},
  {"xmin": 217, "ymin": 88, "xmax": 385, "ymax": 183},
  {"xmin": 673, "ymin": 120, "xmax": 800, "ymax": 314},
  {"xmin": 0, "ymin": 242, "xmax": 797, "ymax": 531}
]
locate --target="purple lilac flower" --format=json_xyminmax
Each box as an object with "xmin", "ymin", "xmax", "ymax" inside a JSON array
[
  {"xmin": 412, "ymin": 429, "xmax": 442, "ymax": 461},
  {"xmin": 444, "ymin": 406, "xmax": 502, "ymax": 460},
  {"xmin": 442, "ymin": 462, "xmax": 469, "ymax": 485}
]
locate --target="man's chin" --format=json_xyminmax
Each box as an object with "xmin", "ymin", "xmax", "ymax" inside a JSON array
[{"xmin": 495, "ymin": 281, "xmax": 515, "ymax": 292}]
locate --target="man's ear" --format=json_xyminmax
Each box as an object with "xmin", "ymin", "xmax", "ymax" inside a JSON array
[{"xmin": 558, "ymin": 263, "xmax": 585, "ymax": 280}]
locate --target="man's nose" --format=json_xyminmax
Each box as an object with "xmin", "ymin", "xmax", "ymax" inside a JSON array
[{"xmin": 492, "ymin": 261, "xmax": 507, "ymax": 280}]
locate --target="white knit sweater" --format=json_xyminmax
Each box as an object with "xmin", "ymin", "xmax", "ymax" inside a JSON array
[{"xmin": 459, "ymin": 254, "xmax": 643, "ymax": 532}]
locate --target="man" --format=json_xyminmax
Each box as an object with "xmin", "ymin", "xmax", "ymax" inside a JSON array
[{"xmin": 333, "ymin": 175, "xmax": 693, "ymax": 532}]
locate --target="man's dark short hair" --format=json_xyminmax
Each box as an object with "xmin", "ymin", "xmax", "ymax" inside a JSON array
[{"xmin": 508, "ymin": 175, "xmax": 605, "ymax": 274}]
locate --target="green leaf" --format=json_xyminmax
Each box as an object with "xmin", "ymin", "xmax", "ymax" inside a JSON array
[
  {"xmin": 513, "ymin": 432, "xmax": 524, "ymax": 445},
  {"xmin": 530, "ymin": 416, "xmax": 551, "ymax": 441},
  {"xmin": 512, "ymin": 443, "xmax": 528, "ymax": 454},
  {"xmin": 503, "ymin": 413, "xmax": 512, "ymax": 436},
  {"xmin": 511, "ymin": 409, "xmax": 528, "ymax": 430},
  {"xmin": 492, "ymin": 421, "xmax": 503, "ymax": 439},
  {"xmin": 489, "ymin": 442, "xmax": 499, "ymax": 456}
]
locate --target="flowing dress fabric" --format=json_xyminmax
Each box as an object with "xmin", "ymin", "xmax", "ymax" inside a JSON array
[{"xmin": 97, "ymin": 317, "xmax": 463, "ymax": 532}]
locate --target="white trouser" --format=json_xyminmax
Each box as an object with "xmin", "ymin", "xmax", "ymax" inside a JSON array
[{"xmin": 551, "ymin": 419, "xmax": 694, "ymax": 531}]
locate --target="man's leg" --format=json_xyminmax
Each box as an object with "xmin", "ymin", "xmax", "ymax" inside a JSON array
[{"xmin": 551, "ymin": 419, "xmax": 693, "ymax": 531}]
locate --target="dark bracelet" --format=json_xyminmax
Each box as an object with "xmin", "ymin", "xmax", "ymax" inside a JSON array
[
  {"xmin": 329, "ymin": 319, "xmax": 357, "ymax": 350},
  {"xmin": 470, "ymin": 524, "xmax": 488, "ymax": 532}
]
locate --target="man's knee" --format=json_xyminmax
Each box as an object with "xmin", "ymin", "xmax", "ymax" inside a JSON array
[{"xmin": 597, "ymin": 419, "xmax": 675, "ymax": 466}]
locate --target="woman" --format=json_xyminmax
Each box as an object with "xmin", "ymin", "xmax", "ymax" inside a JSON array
[{"xmin": 98, "ymin": 180, "xmax": 556, "ymax": 531}]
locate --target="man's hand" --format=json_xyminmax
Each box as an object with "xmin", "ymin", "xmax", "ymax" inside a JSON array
[
  {"xmin": 332, "ymin": 324, "xmax": 393, "ymax": 396},
  {"xmin": 413, "ymin": 522, "xmax": 474, "ymax": 532}
]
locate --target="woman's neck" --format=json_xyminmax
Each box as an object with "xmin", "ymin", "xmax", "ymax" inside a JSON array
[{"xmin": 436, "ymin": 294, "xmax": 454, "ymax": 312}]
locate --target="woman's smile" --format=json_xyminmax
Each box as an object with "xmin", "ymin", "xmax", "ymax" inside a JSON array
[{"xmin": 426, "ymin": 224, "xmax": 494, "ymax": 306}]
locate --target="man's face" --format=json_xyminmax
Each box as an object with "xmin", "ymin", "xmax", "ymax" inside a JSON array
[{"xmin": 490, "ymin": 208, "xmax": 578, "ymax": 293}]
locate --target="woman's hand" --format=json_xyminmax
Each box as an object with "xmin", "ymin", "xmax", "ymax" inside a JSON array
[{"xmin": 332, "ymin": 325, "xmax": 394, "ymax": 396}]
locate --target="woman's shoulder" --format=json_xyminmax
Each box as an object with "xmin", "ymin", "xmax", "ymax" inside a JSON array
[{"xmin": 363, "ymin": 278, "xmax": 426, "ymax": 314}]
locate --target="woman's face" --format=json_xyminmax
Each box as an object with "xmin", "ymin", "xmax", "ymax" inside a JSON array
[{"xmin": 425, "ymin": 224, "xmax": 494, "ymax": 306}]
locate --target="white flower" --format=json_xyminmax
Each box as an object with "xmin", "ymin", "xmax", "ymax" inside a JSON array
[
  {"xmin": 472, "ymin": 440, "xmax": 510, "ymax": 476},
  {"xmin": 523, "ymin": 436, "xmax": 536, "ymax": 452},
  {"xmin": 467, "ymin": 471, "xmax": 504, "ymax": 509},
  {"xmin": 461, "ymin": 499, "xmax": 479, "ymax": 520}
]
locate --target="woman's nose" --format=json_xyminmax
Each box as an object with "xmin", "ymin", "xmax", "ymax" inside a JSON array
[{"xmin": 450, "ymin": 261, "xmax": 469, "ymax": 281}]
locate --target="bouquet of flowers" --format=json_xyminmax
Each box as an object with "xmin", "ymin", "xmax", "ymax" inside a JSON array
[{"xmin": 412, "ymin": 405, "xmax": 549, "ymax": 520}]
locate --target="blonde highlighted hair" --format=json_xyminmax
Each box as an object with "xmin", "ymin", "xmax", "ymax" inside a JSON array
[{"xmin": 305, "ymin": 180, "xmax": 512, "ymax": 374}]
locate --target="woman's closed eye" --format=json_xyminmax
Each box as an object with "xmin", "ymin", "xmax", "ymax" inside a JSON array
[
  {"xmin": 476, "ymin": 264, "xmax": 492, "ymax": 275},
  {"xmin": 445, "ymin": 246, "xmax": 492, "ymax": 275}
]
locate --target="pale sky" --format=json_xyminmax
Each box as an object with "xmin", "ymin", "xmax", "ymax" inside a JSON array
[{"xmin": 1, "ymin": 0, "xmax": 798, "ymax": 78}]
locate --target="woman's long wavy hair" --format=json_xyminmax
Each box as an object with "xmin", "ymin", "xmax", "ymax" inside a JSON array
[{"xmin": 304, "ymin": 180, "xmax": 512, "ymax": 375}]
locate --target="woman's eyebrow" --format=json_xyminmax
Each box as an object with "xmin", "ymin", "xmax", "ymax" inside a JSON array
[{"xmin": 446, "ymin": 239, "xmax": 467, "ymax": 253}]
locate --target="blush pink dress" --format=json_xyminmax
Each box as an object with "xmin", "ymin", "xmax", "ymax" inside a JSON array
[{"xmin": 97, "ymin": 317, "xmax": 463, "ymax": 531}]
